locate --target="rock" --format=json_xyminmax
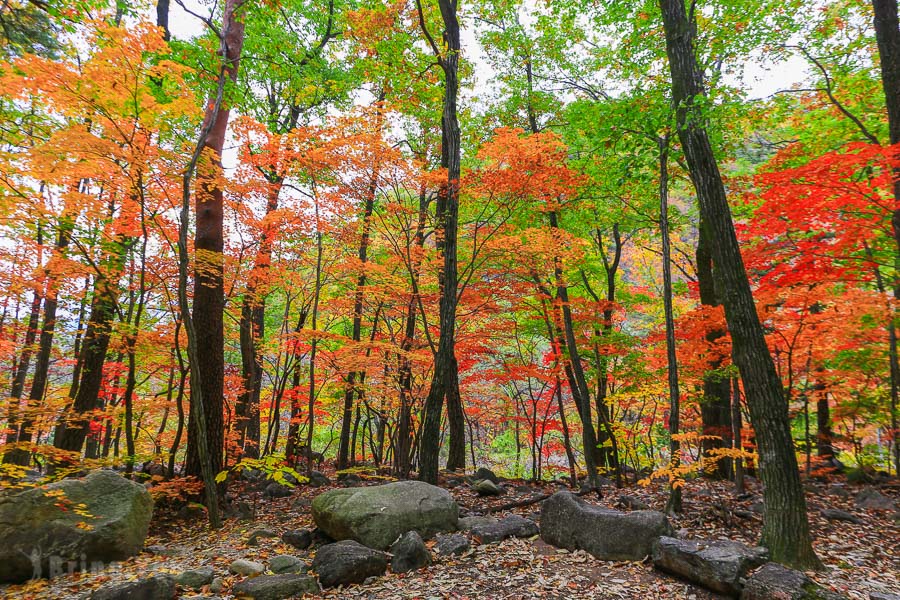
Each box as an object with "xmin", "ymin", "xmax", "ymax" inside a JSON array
[
  {"xmin": 145, "ymin": 544, "xmax": 177, "ymax": 556},
  {"xmin": 617, "ymin": 495, "xmax": 650, "ymax": 511},
  {"xmin": 309, "ymin": 471, "xmax": 331, "ymax": 487},
  {"xmin": 471, "ymin": 514, "xmax": 538, "ymax": 544},
  {"xmin": 232, "ymin": 500, "xmax": 255, "ymax": 521},
  {"xmin": 231, "ymin": 574, "xmax": 320, "ymax": 600},
  {"xmin": 339, "ymin": 473, "xmax": 363, "ymax": 487},
  {"xmin": 177, "ymin": 503, "xmax": 207, "ymax": 520},
  {"xmin": 268, "ymin": 554, "xmax": 307, "ymax": 574},
  {"xmin": 209, "ymin": 577, "xmax": 224, "ymax": 593},
  {"xmin": 820, "ymin": 508, "xmax": 862, "ymax": 524},
  {"xmin": 741, "ymin": 563, "xmax": 847, "ymax": 599},
  {"xmin": 855, "ymin": 487, "xmax": 896, "ymax": 511},
  {"xmin": 176, "ymin": 566, "xmax": 215, "ymax": 590},
  {"xmin": 312, "ymin": 540, "xmax": 389, "ymax": 587},
  {"xmin": 91, "ymin": 574, "xmax": 175, "ymax": 600},
  {"xmin": 0, "ymin": 470, "xmax": 153, "ymax": 583},
  {"xmin": 391, "ymin": 531, "xmax": 431, "ymax": 573},
  {"xmin": 458, "ymin": 516, "xmax": 497, "ymax": 531},
  {"xmin": 229, "ymin": 558, "xmax": 265, "ymax": 576},
  {"xmin": 651, "ymin": 537, "xmax": 768, "ymax": 595},
  {"xmin": 473, "ymin": 467, "xmax": 500, "ymax": 484},
  {"xmin": 541, "ymin": 491, "xmax": 672, "ymax": 561},
  {"xmin": 312, "ymin": 480, "xmax": 458, "ymax": 549},
  {"xmin": 827, "ymin": 484, "xmax": 850, "ymax": 499},
  {"xmin": 870, "ymin": 593, "xmax": 900, "ymax": 600},
  {"xmin": 435, "ymin": 533, "xmax": 470, "ymax": 556},
  {"xmin": 472, "ymin": 479, "xmax": 503, "ymax": 496},
  {"xmin": 264, "ymin": 483, "xmax": 292, "ymax": 499},
  {"xmin": 247, "ymin": 528, "xmax": 279, "ymax": 546},
  {"xmin": 282, "ymin": 529, "xmax": 313, "ymax": 550}
]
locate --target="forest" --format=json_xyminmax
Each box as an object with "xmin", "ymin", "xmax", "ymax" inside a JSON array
[{"xmin": 0, "ymin": 0, "xmax": 898, "ymax": 599}]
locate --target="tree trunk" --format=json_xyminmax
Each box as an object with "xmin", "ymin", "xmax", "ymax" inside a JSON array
[
  {"xmin": 658, "ymin": 0, "xmax": 819, "ymax": 569},
  {"xmin": 696, "ymin": 217, "xmax": 733, "ymax": 478},
  {"xmin": 185, "ymin": 0, "xmax": 246, "ymax": 486},
  {"xmin": 872, "ymin": 0, "xmax": 900, "ymax": 476},
  {"xmin": 418, "ymin": 0, "xmax": 462, "ymax": 484}
]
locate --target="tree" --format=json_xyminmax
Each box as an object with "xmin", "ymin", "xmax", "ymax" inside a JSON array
[{"xmin": 657, "ymin": 0, "xmax": 820, "ymax": 569}]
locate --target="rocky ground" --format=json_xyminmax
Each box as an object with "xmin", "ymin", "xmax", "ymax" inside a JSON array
[{"xmin": 2, "ymin": 470, "xmax": 898, "ymax": 599}]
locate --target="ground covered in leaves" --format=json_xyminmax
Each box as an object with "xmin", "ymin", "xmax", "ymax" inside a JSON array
[{"xmin": 3, "ymin": 472, "xmax": 898, "ymax": 599}]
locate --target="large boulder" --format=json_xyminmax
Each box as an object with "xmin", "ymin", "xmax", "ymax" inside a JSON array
[
  {"xmin": 652, "ymin": 537, "xmax": 768, "ymax": 595},
  {"xmin": 541, "ymin": 491, "xmax": 671, "ymax": 561},
  {"xmin": 312, "ymin": 480, "xmax": 458, "ymax": 549},
  {"xmin": 741, "ymin": 563, "xmax": 847, "ymax": 600},
  {"xmin": 0, "ymin": 470, "xmax": 153, "ymax": 583},
  {"xmin": 312, "ymin": 540, "xmax": 388, "ymax": 587}
]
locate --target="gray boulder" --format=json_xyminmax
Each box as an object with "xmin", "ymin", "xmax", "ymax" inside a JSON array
[
  {"xmin": 391, "ymin": 531, "xmax": 431, "ymax": 573},
  {"xmin": 231, "ymin": 574, "xmax": 320, "ymax": 600},
  {"xmin": 471, "ymin": 514, "xmax": 538, "ymax": 544},
  {"xmin": 435, "ymin": 533, "xmax": 470, "ymax": 556},
  {"xmin": 312, "ymin": 480, "xmax": 458, "ymax": 549},
  {"xmin": 176, "ymin": 566, "xmax": 215, "ymax": 589},
  {"xmin": 652, "ymin": 537, "xmax": 768, "ymax": 595},
  {"xmin": 247, "ymin": 528, "xmax": 278, "ymax": 546},
  {"xmin": 309, "ymin": 471, "xmax": 331, "ymax": 487},
  {"xmin": 91, "ymin": 574, "xmax": 175, "ymax": 600},
  {"xmin": 0, "ymin": 470, "xmax": 153, "ymax": 583},
  {"xmin": 268, "ymin": 554, "xmax": 307, "ymax": 574},
  {"xmin": 741, "ymin": 563, "xmax": 847, "ymax": 600},
  {"xmin": 541, "ymin": 491, "xmax": 671, "ymax": 561},
  {"xmin": 312, "ymin": 540, "xmax": 388, "ymax": 587},
  {"xmin": 264, "ymin": 483, "xmax": 292, "ymax": 499},
  {"xmin": 871, "ymin": 593, "xmax": 900, "ymax": 600}
]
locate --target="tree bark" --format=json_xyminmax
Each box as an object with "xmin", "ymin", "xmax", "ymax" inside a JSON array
[
  {"xmin": 696, "ymin": 217, "xmax": 733, "ymax": 478},
  {"xmin": 872, "ymin": 0, "xmax": 900, "ymax": 476},
  {"xmin": 658, "ymin": 0, "xmax": 820, "ymax": 569},
  {"xmin": 418, "ymin": 0, "xmax": 462, "ymax": 484},
  {"xmin": 185, "ymin": 0, "xmax": 246, "ymax": 484}
]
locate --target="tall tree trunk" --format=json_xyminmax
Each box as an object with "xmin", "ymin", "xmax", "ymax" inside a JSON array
[
  {"xmin": 696, "ymin": 217, "xmax": 733, "ymax": 478},
  {"xmin": 418, "ymin": 0, "xmax": 462, "ymax": 484},
  {"xmin": 236, "ymin": 178, "xmax": 286, "ymax": 460},
  {"xmin": 156, "ymin": 0, "xmax": 170, "ymax": 41},
  {"xmin": 339, "ymin": 138, "xmax": 382, "ymax": 469},
  {"xmin": 3, "ymin": 283, "xmax": 41, "ymax": 463},
  {"xmin": 185, "ymin": 0, "xmax": 247, "ymax": 487},
  {"xmin": 658, "ymin": 0, "xmax": 819, "ymax": 569},
  {"xmin": 659, "ymin": 137, "xmax": 682, "ymax": 514},
  {"xmin": 54, "ymin": 234, "xmax": 129, "ymax": 455},
  {"xmin": 872, "ymin": 0, "xmax": 900, "ymax": 476}
]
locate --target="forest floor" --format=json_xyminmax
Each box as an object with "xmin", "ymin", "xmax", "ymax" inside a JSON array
[{"xmin": 3, "ymin": 470, "xmax": 898, "ymax": 599}]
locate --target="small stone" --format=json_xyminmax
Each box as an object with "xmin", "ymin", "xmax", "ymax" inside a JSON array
[
  {"xmin": 820, "ymin": 508, "xmax": 862, "ymax": 524},
  {"xmin": 264, "ymin": 482, "xmax": 292, "ymax": 499},
  {"xmin": 390, "ymin": 531, "xmax": 431, "ymax": 573},
  {"xmin": 281, "ymin": 529, "xmax": 313, "ymax": 550},
  {"xmin": 268, "ymin": 554, "xmax": 307, "ymax": 574},
  {"xmin": 472, "ymin": 467, "xmax": 499, "ymax": 484},
  {"xmin": 617, "ymin": 495, "xmax": 650, "ymax": 510},
  {"xmin": 742, "ymin": 563, "xmax": 847, "ymax": 600},
  {"xmin": 870, "ymin": 593, "xmax": 900, "ymax": 600},
  {"xmin": 435, "ymin": 533, "xmax": 470, "ymax": 556},
  {"xmin": 472, "ymin": 479, "xmax": 503, "ymax": 496},
  {"xmin": 339, "ymin": 473, "xmax": 363, "ymax": 487},
  {"xmin": 247, "ymin": 528, "xmax": 279, "ymax": 546},
  {"xmin": 229, "ymin": 558, "xmax": 265, "ymax": 576},
  {"xmin": 209, "ymin": 577, "xmax": 224, "ymax": 593},
  {"xmin": 309, "ymin": 471, "xmax": 331, "ymax": 487},
  {"xmin": 176, "ymin": 566, "xmax": 215, "ymax": 590},
  {"xmin": 232, "ymin": 574, "xmax": 320, "ymax": 600},
  {"xmin": 855, "ymin": 487, "xmax": 896, "ymax": 511}
]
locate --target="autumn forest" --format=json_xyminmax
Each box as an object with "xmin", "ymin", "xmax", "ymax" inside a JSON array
[{"xmin": 0, "ymin": 0, "xmax": 898, "ymax": 598}]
